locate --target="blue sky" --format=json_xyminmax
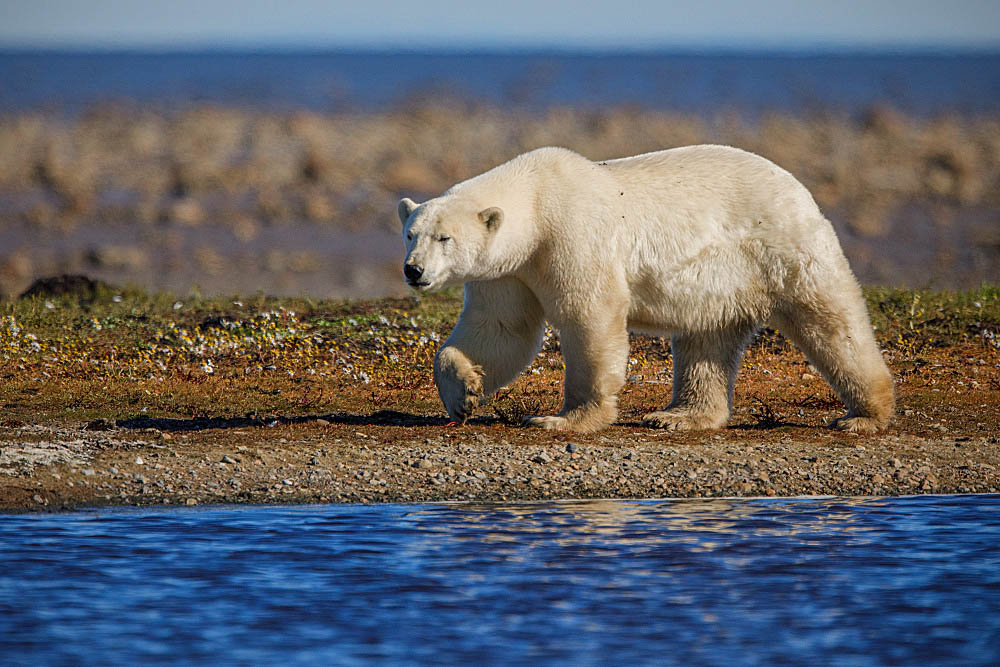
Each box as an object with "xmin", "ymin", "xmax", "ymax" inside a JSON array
[{"xmin": 1, "ymin": 0, "xmax": 998, "ymax": 50}]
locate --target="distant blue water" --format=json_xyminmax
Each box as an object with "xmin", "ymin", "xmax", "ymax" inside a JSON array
[
  {"xmin": 1, "ymin": 50, "xmax": 998, "ymax": 116},
  {"xmin": 1, "ymin": 495, "xmax": 998, "ymax": 665}
]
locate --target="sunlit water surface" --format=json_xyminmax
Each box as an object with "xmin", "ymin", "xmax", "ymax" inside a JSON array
[{"xmin": 2, "ymin": 495, "xmax": 998, "ymax": 665}]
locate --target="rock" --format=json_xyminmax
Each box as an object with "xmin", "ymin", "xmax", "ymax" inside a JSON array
[
  {"xmin": 185, "ymin": 498, "xmax": 198, "ymax": 506},
  {"xmin": 20, "ymin": 274, "xmax": 116, "ymax": 301},
  {"xmin": 565, "ymin": 443, "xmax": 578, "ymax": 454},
  {"xmin": 221, "ymin": 455, "xmax": 238, "ymax": 464},
  {"xmin": 890, "ymin": 458, "xmax": 903, "ymax": 468},
  {"xmin": 85, "ymin": 418, "xmax": 115, "ymax": 431},
  {"xmin": 532, "ymin": 452, "xmax": 553, "ymax": 464},
  {"xmin": 801, "ymin": 373, "xmax": 816, "ymax": 380},
  {"xmin": 315, "ymin": 418, "xmax": 331, "ymax": 426},
  {"xmin": 82, "ymin": 468, "xmax": 95, "ymax": 476},
  {"xmin": 135, "ymin": 456, "xmax": 144, "ymax": 465}
]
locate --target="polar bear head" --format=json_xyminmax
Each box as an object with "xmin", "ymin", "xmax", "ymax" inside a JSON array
[{"xmin": 397, "ymin": 196, "xmax": 503, "ymax": 291}]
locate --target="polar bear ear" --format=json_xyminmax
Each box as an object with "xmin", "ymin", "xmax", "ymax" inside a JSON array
[
  {"xmin": 397, "ymin": 198, "xmax": 419, "ymax": 226},
  {"xmin": 478, "ymin": 206, "xmax": 503, "ymax": 230}
]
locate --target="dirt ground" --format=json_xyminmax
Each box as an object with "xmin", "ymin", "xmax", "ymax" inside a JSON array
[{"xmin": 2, "ymin": 321, "xmax": 997, "ymax": 511}]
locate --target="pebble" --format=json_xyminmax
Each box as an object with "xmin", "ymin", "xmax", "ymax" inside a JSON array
[
  {"xmin": 890, "ymin": 458, "xmax": 903, "ymax": 468},
  {"xmin": 82, "ymin": 468, "xmax": 95, "ymax": 476},
  {"xmin": 33, "ymin": 494, "xmax": 43, "ymax": 504},
  {"xmin": 221, "ymin": 455, "xmax": 238, "ymax": 464},
  {"xmin": 532, "ymin": 452, "xmax": 553, "ymax": 464},
  {"xmin": 135, "ymin": 456, "xmax": 144, "ymax": 465},
  {"xmin": 185, "ymin": 498, "xmax": 198, "ymax": 506},
  {"xmin": 315, "ymin": 419, "xmax": 331, "ymax": 426},
  {"xmin": 565, "ymin": 443, "xmax": 578, "ymax": 454}
]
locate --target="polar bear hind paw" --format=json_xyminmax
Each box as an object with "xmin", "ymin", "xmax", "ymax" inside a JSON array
[
  {"xmin": 642, "ymin": 409, "xmax": 727, "ymax": 431},
  {"xmin": 829, "ymin": 415, "xmax": 885, "ymax": 433}
]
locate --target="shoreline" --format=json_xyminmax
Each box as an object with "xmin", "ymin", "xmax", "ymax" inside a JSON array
[
  {"xmin": 4, "ymin": 417, "xmax": 998, "ymax": 513},
  {"xmin": 2, "ymin": 287, "xmax": 998, "ymax": 512}
]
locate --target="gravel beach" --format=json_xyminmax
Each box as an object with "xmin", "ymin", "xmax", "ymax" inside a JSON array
[
  {"xmin": 1, "ymin": 285, "xmax": 997, "ymax": 512},
  {"xmin": 3, "ymin": 399, "xmax": 998, "ymax": 511}
]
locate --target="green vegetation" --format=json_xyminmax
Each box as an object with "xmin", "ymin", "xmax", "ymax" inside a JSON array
[{"xmin": 1, "ymin": 284, "xmax": 997, "ymax": 428}]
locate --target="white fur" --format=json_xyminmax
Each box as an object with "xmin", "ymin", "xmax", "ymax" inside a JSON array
[{"xmin": 398, "ymin": 146, "xmax": 895, "ymax": 433}]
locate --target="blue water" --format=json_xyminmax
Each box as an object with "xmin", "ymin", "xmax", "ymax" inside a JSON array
[
  {"xmin": 1, "ymin": 50, "xmax": 998, "ymax": 116},
  {"xmin": 2, "ymin": 495, "xmax": 999, "ymax": 665}
]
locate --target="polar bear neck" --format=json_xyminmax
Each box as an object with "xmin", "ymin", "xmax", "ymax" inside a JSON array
[{"xmin": 449, "ymin": 147, "xmax": 595, "ymax": 280}]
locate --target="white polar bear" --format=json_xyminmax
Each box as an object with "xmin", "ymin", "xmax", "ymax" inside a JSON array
[{"xmin": 398, "ymin": 146, "xmax": 894, "ymax": 433}]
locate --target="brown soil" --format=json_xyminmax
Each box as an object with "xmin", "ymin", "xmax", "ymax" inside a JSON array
[{"xmin": 3, "ymin": 338, "xmax": 997, "ymax": 512}]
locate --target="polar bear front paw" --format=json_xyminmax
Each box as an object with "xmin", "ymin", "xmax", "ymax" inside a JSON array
[
  {"xmin": 522, "ymin": 415, "xmax": 570, "ymax": 430},
  {"xmin": 435, "ymin": 349, "xmax": 485, "ymax": 423},
  {"xmin": 442, "ymin": 370, "xmax": 483, "ymax": 422}
]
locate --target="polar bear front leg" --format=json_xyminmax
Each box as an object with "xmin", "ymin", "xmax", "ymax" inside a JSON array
[
  {"xmin": 434, "ymin": 346, "xmax": 485, "ymax": 422},
  {"xmin": 524, "ymin": 309, "xmax": 629, "ymax": 433},
  {"xmin": 434, "ymin": 278, "xmax": 546, "ymax": 423}
]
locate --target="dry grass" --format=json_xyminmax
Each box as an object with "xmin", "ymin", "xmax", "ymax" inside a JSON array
[
  {"xmin": 2, "ymin": 105, "xmax": 997, "ymax": 237},
  {"xmin": 2, "ymin": 284, "xmax": 997, "ymax": 427},
  {"xmin": 1, "ymin": 285, "xmax": 998, "ymax": 510}
]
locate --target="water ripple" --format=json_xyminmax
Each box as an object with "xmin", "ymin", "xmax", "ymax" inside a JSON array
[{"xmin": 1, "ymin": 495, "xmax": 999, "ymax": 665}]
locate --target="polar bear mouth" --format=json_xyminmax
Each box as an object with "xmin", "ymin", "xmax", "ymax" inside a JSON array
[{"xmin": 407, "ymin": 279, "xmax": 431, "ymax": 289}]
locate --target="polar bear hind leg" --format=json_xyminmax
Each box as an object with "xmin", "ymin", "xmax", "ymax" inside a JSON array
[
  {"xmin": 642, "ymin": 325, "xmax": 757, "ymax": 430},
  {"xmin": 771, "ymin": 289, "xmax": 894, "ymax": 432}
]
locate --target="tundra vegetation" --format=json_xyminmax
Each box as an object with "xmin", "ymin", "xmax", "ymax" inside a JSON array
[{"xmin": 1, "ymin": 285, "xmax": 998, "ymax": 510}]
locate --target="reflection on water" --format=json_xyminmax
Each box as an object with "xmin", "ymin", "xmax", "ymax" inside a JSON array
[{"xmin": 2, "ymin": 496, "xmax": 999, "ymax": 665}]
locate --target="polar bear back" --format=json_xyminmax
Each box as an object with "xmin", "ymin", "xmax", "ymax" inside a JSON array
[{"xmin": 489, "ymin": 146, "xmax": 846, "ymax": 333}]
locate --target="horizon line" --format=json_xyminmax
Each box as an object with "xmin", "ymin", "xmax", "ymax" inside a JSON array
[{"xmin": 1, "ymin": 42, "xmax": 999, "ymax": 57}]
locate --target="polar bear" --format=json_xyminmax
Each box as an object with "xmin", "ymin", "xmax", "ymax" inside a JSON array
[{"xmin": 397, "ymin": 146, "xmax": 894, "ymax": 433}]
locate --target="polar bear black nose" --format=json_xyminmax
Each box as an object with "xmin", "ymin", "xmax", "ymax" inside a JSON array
[{"xmin": 404, "ymin": 263, "xmax": 424, "ymax": 282}]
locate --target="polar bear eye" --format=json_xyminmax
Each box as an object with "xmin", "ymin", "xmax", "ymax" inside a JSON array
[
  {"xmin": 406, "ymin": 232, "xmax": 413, "ymax": 242},
  {"xmin": 437, "ymin": 235, "xmax": 451, "ymax": 243}
]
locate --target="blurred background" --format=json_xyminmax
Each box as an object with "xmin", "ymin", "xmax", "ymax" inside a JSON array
[{"xmin": 0, "ymin": 0, "xmax": 998, "ymax": 298}]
